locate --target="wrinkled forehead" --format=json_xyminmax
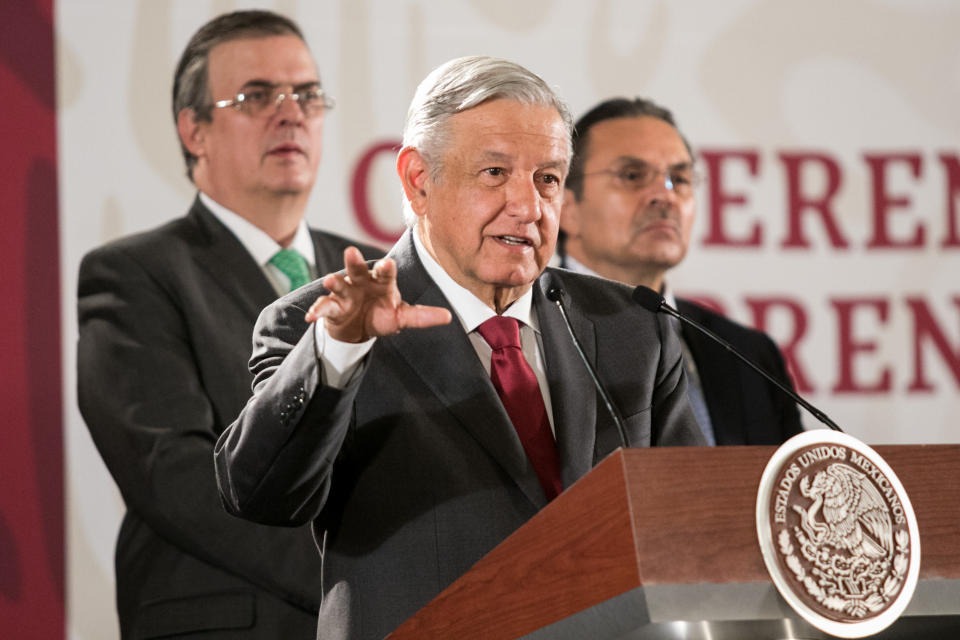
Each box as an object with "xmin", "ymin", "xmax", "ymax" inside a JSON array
[
  {"xmin": 207, "ymin": 35, "xmax": 318, "ymax": 92},
  {"xmin": 584, "ymin": 115, "xmax": 691, "ymax": 167},
  {"xmin": 446, "ymin": 99, "xmax": 572, "ymax": 163}
]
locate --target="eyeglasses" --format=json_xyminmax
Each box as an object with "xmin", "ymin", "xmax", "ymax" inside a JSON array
[
  {"xmin": 211, "ymin": 83, "xmax": 335, "ymax": 118},
  {"xmin": 577, "ymin": 161, "xmax": 700, "ymax": 197}
]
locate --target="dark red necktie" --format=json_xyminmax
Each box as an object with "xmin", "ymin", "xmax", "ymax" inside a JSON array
[{"xmin": 476, "ymin": 316, "xmax": 563, "ymax": 501}]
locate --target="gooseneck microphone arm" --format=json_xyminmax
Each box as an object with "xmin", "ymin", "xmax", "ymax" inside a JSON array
[
  {"xmin": 546, "ymin": 287, "xmax": 630, "ymax": 448},
  {"xmin": 631, "ymin": 286, "xmax": 843, "ymax": 432}
]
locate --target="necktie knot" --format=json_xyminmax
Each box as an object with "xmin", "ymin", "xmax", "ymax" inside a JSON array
[
  {"xmin": 269, "ymin": 248, "xmax": 310, "ymax": 292},
  {"xmin": 476, "ymin": 316, "xmax": 522, "ymax": 351}
]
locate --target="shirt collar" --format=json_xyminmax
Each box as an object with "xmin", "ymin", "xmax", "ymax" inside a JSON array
[
  {"xmin": 561, "ymin": 250, "xmax": 677, "ymax": 307},
  {"xmin": 559, "ymin": 252, "xmax": 596, "ymax": 277},
  {"xmin": 411, "ymin": 227, "xmax": 539, "ymax": 335},
  {"xmin": 661, "ymin": 283, "xmax": 678, "ymax": 309},
  {"xmin": 199, "ymin": 191, "xmax": 316, "ymax": 269}
]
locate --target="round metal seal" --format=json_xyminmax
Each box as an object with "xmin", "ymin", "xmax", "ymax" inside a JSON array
[{"xmin": 756, "ymin": 430, "xmax": 921, "ymax": 638}]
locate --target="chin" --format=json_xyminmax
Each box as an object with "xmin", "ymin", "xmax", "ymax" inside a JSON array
[
  {"xmin": 266, "ymin": 178, "xmax": 312, "ymax": 196},
  {"xmin": 490, "ymin": 268, "xmax": 540, "ymax": 289}
]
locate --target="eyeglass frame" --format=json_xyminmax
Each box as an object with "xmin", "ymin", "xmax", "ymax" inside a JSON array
[
  {"xmin": 572, "ymin": 159, "xmax": 702, "ymax": 196},
  {"xmin": 208, "ymin": 81, "xmax": 335, "ymax": 118}
]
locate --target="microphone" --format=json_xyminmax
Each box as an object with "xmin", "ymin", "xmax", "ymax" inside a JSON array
[
  {"xmin": 631, "ymin": 286, "xmax": 843, "ymax": 432},
  {"xmin": 546, "ymin": 287, "xmax": 630, "ymax": 448}
]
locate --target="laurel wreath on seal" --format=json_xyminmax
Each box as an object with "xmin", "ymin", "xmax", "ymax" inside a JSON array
[{"xmin": 778, "ymin": 528, "xmax": 909, "ymax": 618}]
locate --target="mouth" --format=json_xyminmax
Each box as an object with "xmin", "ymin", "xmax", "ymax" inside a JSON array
[
  {"xmin": 640, "ymin": 220, "xmax": 680, "ymax": 234},
  {"xmin": 267, "ymin": 142, "xmax": 305, "ymax": 157},
  {"xmin": 494, "ymin": 234, "xmax": 535, "ymax": 248}
]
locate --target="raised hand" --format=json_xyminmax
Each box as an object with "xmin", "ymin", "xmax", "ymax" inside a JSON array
[{"xmin": 304, "ymin": 246, "xmax": 451, "ymax": 343}]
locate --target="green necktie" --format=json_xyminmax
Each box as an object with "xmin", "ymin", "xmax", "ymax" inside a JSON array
[{"xmin": 269, "ymin": 248, "xmax": 311, "ymax": 292}]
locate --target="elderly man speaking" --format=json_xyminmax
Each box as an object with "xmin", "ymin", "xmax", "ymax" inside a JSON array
[{"xmin": 215, "ymin": 56, "xmax": 704, "ymax": 640}]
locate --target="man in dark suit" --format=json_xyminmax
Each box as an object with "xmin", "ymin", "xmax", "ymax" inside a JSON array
[
  {"xmin": 557, "ymin": 97, "xmax": 803, "ymax": 445},
  {"xmin": 214, "ymin": 56, "xmax": 704, "ymax": 640},
  {"xmin": 77, "ymin": 10, "xmax": 382, "ymax": 639}
]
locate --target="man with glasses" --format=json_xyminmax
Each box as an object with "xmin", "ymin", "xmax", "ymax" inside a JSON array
[
  {"xmin": 557, "ymin": 97, "xmax": 803, "ymax": 445},
  {"xmin": 77, "ymin": 10, "xmax": 381, "ymax": 638}
]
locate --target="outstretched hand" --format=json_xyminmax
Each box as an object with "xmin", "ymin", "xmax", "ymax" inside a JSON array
[{"xmin": 304, "ymin": 246, "xmax": 452, "ymax": 343}]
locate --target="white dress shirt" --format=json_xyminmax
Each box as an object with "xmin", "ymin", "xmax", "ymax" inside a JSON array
[
  {"xmin": 314, "ymin": 228, "xmax": 556, "ymax": 434},
  {"xmin": 200, "ymin": 191, "xmax": 317, "ymax": 297}
]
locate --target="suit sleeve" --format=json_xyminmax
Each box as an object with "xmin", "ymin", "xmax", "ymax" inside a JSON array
[
  {"xmin": 77, "ymin": 245, "xmax": 323, "ymax": 612},
  {"xmin": 214, "ymin": 290, "xmax": 361, "ymax": 526}
]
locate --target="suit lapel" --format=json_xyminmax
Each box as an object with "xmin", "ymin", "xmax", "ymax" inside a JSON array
[
  {"xmin": 187, "ymin": 198, "xmax": 277, "ymax": 320},
  {"xmin": 534, "ymin": 272, "xmax": 598, "ymax": 486},
  {"xmin": 384, "ymin": 233, "xmax": 548, "ymax": 508}
]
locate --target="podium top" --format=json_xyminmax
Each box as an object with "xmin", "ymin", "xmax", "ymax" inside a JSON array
[{"xmin": 389, "ymin": 444, "xmax": 960, "ymax": 639}]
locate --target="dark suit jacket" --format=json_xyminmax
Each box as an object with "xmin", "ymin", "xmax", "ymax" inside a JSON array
[
  {"xmin": 77, "ymin": 197, "xmax": 384, "ymax": 639},
  {"xmin": 676, "ymin": 298, "xmax": 804, "ymax": 445},
  {"xmin": 214, "ymin": 231, "xmax": 704, "ymax": 640}
]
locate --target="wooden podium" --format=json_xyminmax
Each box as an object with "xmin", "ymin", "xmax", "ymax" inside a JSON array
[{"xmin": 388, "ymin": 445, "xmax": 960, "ymax": 639}]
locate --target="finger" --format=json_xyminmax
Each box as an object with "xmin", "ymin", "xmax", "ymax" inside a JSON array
[
  {"xmin": 343, "ymin": 246, "xmax": 372, "ymax": 282},
  {"xmin": 305, "ymin": 295, "xmax": 343, "ymax": 323},
  {"xmin": 370, "ymin": 257, "xmax": 397, "ymax": 285},
  {"xmin": 396, "ymin": 304, "xmax": 452, "ymax": 330},
  {"xmin": 322, "ymin": 272, "xmax": 348, "ymax": 296}
]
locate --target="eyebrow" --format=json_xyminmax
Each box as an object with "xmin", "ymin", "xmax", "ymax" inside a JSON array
[
  {"xmin": 538, "ymin": 159, "xmax": 569, "ymax": 172},
  {"xmin": 477, "ymin": 151, "xmax": 569, "ymax": 170},
  {"xmin": 477, "ymin": 151, "xmax": 512, "ymax": 163},
  {"xmin": 239, "ymin": 79, "xmax": 321, "ymax": 91},
  {"xmin": 615, "ymin": 155, "xmax": 694, "ymax": 170}
]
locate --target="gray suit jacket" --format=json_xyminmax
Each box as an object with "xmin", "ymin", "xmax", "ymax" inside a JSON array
[
  {"xmin": 214, "ymin": 231, "xmax": 704, "ymax": 640},
  {"xmin": 77, "ymin": 197, "xmax": 383, "ymax": 639}
]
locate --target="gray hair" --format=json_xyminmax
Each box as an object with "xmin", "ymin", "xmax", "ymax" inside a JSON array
[
  {"xmin": 172, "ymin": 10, "xmax": 307, "ymax": 181},
  {"xmin": 401, "ymin": 56, "xmax": 573, "ymax": 226}
]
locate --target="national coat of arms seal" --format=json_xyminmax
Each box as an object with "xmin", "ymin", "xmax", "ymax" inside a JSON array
[{"xmin": 756, "ymin": 430, "xmax": 921, "ymax": 637}]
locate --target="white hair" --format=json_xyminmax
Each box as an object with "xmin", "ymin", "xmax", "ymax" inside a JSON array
[{"xmin": 399, "ymin": 56, "xmax": 573, "ymax": 227}]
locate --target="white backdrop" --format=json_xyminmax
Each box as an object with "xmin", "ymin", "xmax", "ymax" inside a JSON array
[{"xmin": 57, "ymin": 1, "xmax": 960, "ymax": 637}]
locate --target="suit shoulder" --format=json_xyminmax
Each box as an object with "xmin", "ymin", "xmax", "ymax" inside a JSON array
[
  {"xmin": 309, "ymin": 228, "xmax": 385, "ymax": 261},
  {"xmin": 676, "ymin": 297, "xmax": 779, "ymax": 352},
  {"xmin": 542, "ymin": 267, "xmax": 637, "ymax": 311},
  {"xmin": 80, "ymin": 215, "xmax": 196, "ymax": 270}
]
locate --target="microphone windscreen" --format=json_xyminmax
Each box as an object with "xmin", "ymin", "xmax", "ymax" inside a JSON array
[
  {"xmin": 546, "ymin": 286, "xmax": 565, "ymax": 302},
  {"xmin": 632, "ymin": 286, "xmax": 664, "ymax": 312}
]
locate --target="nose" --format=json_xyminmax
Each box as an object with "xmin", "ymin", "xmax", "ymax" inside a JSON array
[
  {"xmin": 504, "ymin": 175, "xmax": 541, "ymax": 222},
  {"xmin": 274, "ymin": 92, "xmax": 305, "ymax": 125},
  {"xmin": 646, "ymin": 172, "xmax": 682, "ymax": 210}
]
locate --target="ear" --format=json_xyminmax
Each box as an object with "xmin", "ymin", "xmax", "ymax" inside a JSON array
[
  {"xmin": 177, "ymin": 108, "xmax": 206, "ymax": 159},
  {"xmin": 396, "ymin": 146, "xmax": 430, "ymax": 218},
  {"xmin": 559, "ymin": 187, "xmax": 582, "ymax": 237}
]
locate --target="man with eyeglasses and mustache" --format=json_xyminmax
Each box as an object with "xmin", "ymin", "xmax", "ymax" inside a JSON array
[
  {"xmin": 77, "ymin": 10, "xmax": 381, "ymax": 638},
  {"xmin": 557, "ymin": 97, "xmax": 803, "ymax": 446}
]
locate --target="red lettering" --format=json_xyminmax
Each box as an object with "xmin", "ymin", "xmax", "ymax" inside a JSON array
[
  {"xmin": 351, "ymin": 140, "xmax": 404, "ymax": 244},
  {"xmin": 700, "ymin": 150, "xmax": 762, "ymax": 247},
  {"xmin": 939, "ymin": 153, "xmax": 960, "ymax": 248},
  {"xmin": 864, "ymin": 153, "xmax": 924, "ymax": 248},
  {"xmin": 744, "ymin": 297, "xmax": 814, "ymax": 393},
  {"xmin": 831, "ymin": 298, "xmax": 891, "ymax": 393},
  {"xmin": 906, "ymin": 296, "xmax": 960, "ymax": 392},
  {"xmin": 779, "ymin": 152, "xmax": 849, "ymax": 249}
]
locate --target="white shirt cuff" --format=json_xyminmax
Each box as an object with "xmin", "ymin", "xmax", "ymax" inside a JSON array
[{"xmin": 313, "ymin": 320, "xmax": 376, "ymax": 388}]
